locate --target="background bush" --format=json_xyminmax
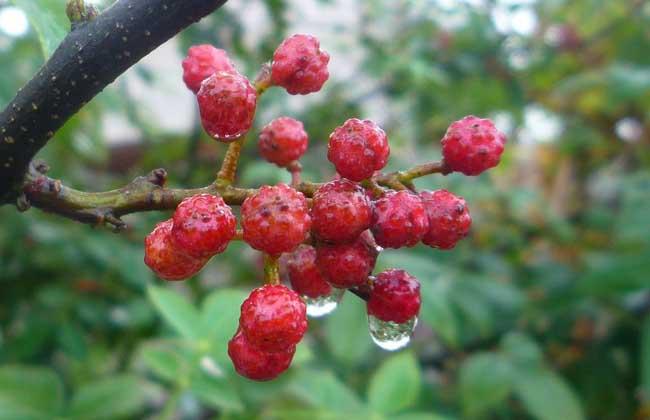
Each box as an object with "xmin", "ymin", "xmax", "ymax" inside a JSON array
[{"xmin": 1, "ymin": 0, "xmax": 649, "ymax": 418}]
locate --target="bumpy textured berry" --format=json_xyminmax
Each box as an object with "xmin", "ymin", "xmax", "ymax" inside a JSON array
[
  {"xmin": 228, "ymin": 329, "xmax": 295, "ymax": 381},
  {"xmin": 241, "ymin": 184, "xmax": 311, "ymax": 255},
  {"xmin": 182, "ymin": 45, "xmax": 236, "ymax": 94},
  {"xmin": 258, "ymin": 117, "xmax": 309, "ymax": 167},
  {"xmin": 239, "ymin": 284, "xmax": 308, "ymax": 353},
  {"xmin": 311, "ymin": 179, "xmax": 373, "ymax": 243},
  {"xmin": 171, "ymin": 194, "xmax": 236, "ymax": 258},
  {"xmin": 197, "ymin": 71, "xmax": 257, "ymax": 141},
  {"xmin": 368, "ymin": 269, "xmax": 421, "ymax": 324},
  {"xmin": 441, "ymin": 115, "xmax": 506, "ymax": 176},
  {"xmin": 144, "ymin": 219, "xmax": 206, "ymax": 280},
  {"xmin": 420, "ymin": 189, "xmax": 472, "ymax": 249},
  {"xmin": 286, "ymin": 245, "xmax": 332, "ymax": 298},
  {"xmin": 371, "ymin": 191, "xmax": 429, "ymax": 249},
  {"xmin": 327, "ymin": 118, "xmax": 390, "ymax": 181},
  {"xmin": 316, "ymin": 235, "xmax": 378, "ymax": 288},
  {"xmin": 271, "ymin": 34, "xmax": 330, "ymax": 95}
]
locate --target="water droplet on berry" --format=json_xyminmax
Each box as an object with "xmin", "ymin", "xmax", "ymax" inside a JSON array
[
  {"xmin": 304, "ymin": 288, "xmax": 344, "ymax": 317},
  {"xmin": 368, "ymin": 314, "xmax": 417, "ymax": 351}
]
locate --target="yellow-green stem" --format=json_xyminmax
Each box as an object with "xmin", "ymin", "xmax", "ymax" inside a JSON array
[
  {"xmin": 216, "ymin": 136, "xmax": 245, "ymax": 185},
  {"xmin": 263, "ymin": 254, "xmax": 280, "ymax": 285}
]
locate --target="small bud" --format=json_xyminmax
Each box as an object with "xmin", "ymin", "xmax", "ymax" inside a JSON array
[{"xmin": 66, "ymin": 0, "xmax": 98, "ymax": 29}]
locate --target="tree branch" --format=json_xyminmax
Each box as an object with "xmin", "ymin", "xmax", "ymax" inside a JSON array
[
  {"xmin": 22, "ymin": 162, "xmax": 254, "ymax": 230},
  {"xmin": 20, "ymin": 160, "xmax": 449, "ymax": 228},
  {"xmin": 0, "ymin": 0, "xmax": 229, "ymax": 203}
]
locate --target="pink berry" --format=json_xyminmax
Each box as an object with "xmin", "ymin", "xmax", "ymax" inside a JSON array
[
  {"xmin": 241, "ymin": 184, "xmax": 311, "ymax": 256},
  {"xmin": 311, "ymin": 179, "xmax": 373, "ymax": 243},
  {"xmin": 367, "ymin": 269, "xmax": 421, "ymax": 324},
  {"xmin": 327, "ymin": 118, "xmax": 390, "ymax": 181},
  {"xmin": 316, "ymin": 235, "xmax": 378, "ymax": 288},
  {"xmin": 182, "ymin": 44, "xmax": 236, "ymax": 94},
  {"xmin": 271, "ymin": 34, "xmax": 330, "ymax": 95},
  {"xmin": 144, "ymin": 219, "xmax": 206, "ymax": 281},
  {"xmin": 228, "ymin": 329, "xmax": 295, "ymax": 381},
  {"xmin": 371, "ymin": 191, "xmax": 429, "ymax": 249},
  {"xmin": 258, "ymin": 117, "xmax": 309, "ymax": 167},
  {"xmin": 239, "ymin": 284, "xmax": 308, "ymax": 353},
  {"xmin": 286, "ymin": 245, "xmax": 332, "ymax": 298},
  {"xmin": 420, "ymin": 189, "xmax": 471, "ymax": 249},
  {"xmin": 171, "ymin": 194, "xmax": 236, "ymax": 259},
  {"xmin": 441, "ymin": 115, "xmax": 506, "ymax": 176},
  {"xmin": 197, "ymin": 71, "xmax": 257, "ymax": 141}
]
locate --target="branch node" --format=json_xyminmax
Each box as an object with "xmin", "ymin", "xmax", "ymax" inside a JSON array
[
  {"xmin": 147, "ymin": 168, "xmax": 168, "ymax": 186},
  {"xmin": 66, "ymin": 0, "xmax": 99, "ymax": 30},
  {"xmin": 33, "ymin": 160, "xmax": 50, "ymax": 175},
  {"xmin": 16, "ymin": 193, "xmax": 30, "ymax": 212}
]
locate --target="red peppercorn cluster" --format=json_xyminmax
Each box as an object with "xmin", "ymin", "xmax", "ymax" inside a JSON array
[{"xmin": 144, "ymin": 34, "xmax": 506, "ymax": 381}]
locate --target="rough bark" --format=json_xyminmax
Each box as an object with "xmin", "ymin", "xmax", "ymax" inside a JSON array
[{"xmin": 0, "ymin": 0, "xmax": 228, "ymax": 203}]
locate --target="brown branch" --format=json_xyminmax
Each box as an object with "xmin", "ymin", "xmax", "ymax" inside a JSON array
[{"xmin": 0, "ymin": 0, "xmax": 229, "ymax": 204}]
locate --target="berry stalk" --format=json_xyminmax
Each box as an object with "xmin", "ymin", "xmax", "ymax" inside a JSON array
[
  {"xmin": 263, "ymin": 254, "xmax": 281, "ymax": 285},
  {"xmin": 286, "ymin": 161, "xmax": 302, "ymax": 187},
  {"xmin": 216, "ymin": 135, "xmax": 246, "ymax": 185}
]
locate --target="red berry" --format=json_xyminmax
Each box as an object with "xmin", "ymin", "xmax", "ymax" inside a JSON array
[
  {"xmin": 441, "ymin": 115, "xmax": 506, "ymax": 176},
  {"xmin": 241, "ymin": 184, "xmax": 311, "ymax": 256},
  {"xmin": 420, "ymin": 189, "xmax": 471, "ymax": 249},
  {"xmin": 327, "ymin": 118, "xmax": 390, "ymax": 181},
  {"xmin": 316, "ymin": 235, "xmax": 378, "ymax": 288},
  {"xmin": 171, "ymin": 194, "xmax": 236, "ymax": 258},
  {"xmin": 286, "ymin": 245, "xmax": 332, "ymax": 298},
  {"xmin": 182, "ymin": 44, "xmax": 236, "ymax": 94},
  {"xmin": 258, "ymin": 117, "xmax": 309, "ymax": 167},
  {"xmin": 197, "ymin": 71, "xmax": 257, "ymax": 141},
  {"xmin": 228, "ymin": 329, "xmax": 295, "ymax": 381},
  {"xmin": 367, "ymin": 269, "xmax": 421, "ymax": 324},
  {"xmin": 239, "ymin": 284, "xmax": 308, "ymax": 353},
  {"xmin": 144, "ymin": 219, "xmax": 206, "ymax": 280},
  {"xmin": 271, "ymin": 34, "xmax": 330, "ymax": 95},
  {"xmin": 371, "ymin": 191, "xmax": 429, "ymax": 249},
  {"xmin": 311, "ymin": 179, "xmax": 373, "ymax": 243}
]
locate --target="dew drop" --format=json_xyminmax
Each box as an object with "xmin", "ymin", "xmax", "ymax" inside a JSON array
[
  {"xmin": 304, "ymin": 288, "xmax": 344, "ymax": 318},
  {"xmin": 368, "ymin": 314, "xmax": 417, "ymax": 351}
]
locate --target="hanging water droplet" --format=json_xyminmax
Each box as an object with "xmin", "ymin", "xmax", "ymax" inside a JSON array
[
  {"xmin": 368, "ymin": 314, "xmax": 417, "ymax": 351},
  {"xmin": 304, "ymin": 288, "xmax": 344, "ymax": 317}
]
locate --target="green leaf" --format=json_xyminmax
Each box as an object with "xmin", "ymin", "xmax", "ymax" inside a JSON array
[
  {"xmin": 68, "ymin": 375, "xmax": 147, "ymax": 420},
  {"xmin": 392, "ymin": 413, "xmax": 456, "ymax": 420},
  {"xmin": 324, "ymin": 293, "xmax": 373, "ymax": 365},
  {"xmin": 289, "ymin": 368, "xmax": 364, "ymax": 412},
  {"xmin": 138, "ymin": 341, "xmax": 189, "ymax": 384},
  {"xmin": 420, "ymin": 279, "xmax": 459, "ymax": 346},
  {"xmin": 264, "ymin": 408, "xmax": 358, "ymax": 420},
  {"xmin": 368, "ymin": 351, "xmax": 421, "ymax": 414},
  {"xmin": 200, "ymin": 288, "xmax": 249, "ymax": 359},
  {"xmin": 148, "ymin": 285, "xmax": 202, "ymax": 340},
  {"xmin": 0, "ymin": 365, "xmax": 64, "ymax": 420},
  {"xmin": 501, "ymin": 332, "xmax": 543, "ymax": 368},
  {"xmin": 190, "ymin": 372, "xmax": 244, "ymax": 412},
  {"xmin": 641, "ymin": 315, "xmax": 650, "ymax": 401},
  {"xmin": 513, "ymin": 369, "xmax": 585, "ymax": 420},
  {"xmin": 459, "ymin": 353, "xmax": 513, "ymax": 416},
  {"xmin": 11, "ymin": 0, "xmax": 68, "ymax": 58}
]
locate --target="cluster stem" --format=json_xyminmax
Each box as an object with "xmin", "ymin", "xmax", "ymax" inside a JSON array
[
  {"xmin": 263, "ymin": 254, "xmax": 280, "ymax": 285},
  {"xmin": 216, "ymin": 136, "xmax": 246, "ymax": 185}
]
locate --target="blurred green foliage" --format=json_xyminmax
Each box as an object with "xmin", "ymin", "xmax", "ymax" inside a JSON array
[{"xmin": 1, "ymin": 0, "xmax": 650, "ymax": 418}]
